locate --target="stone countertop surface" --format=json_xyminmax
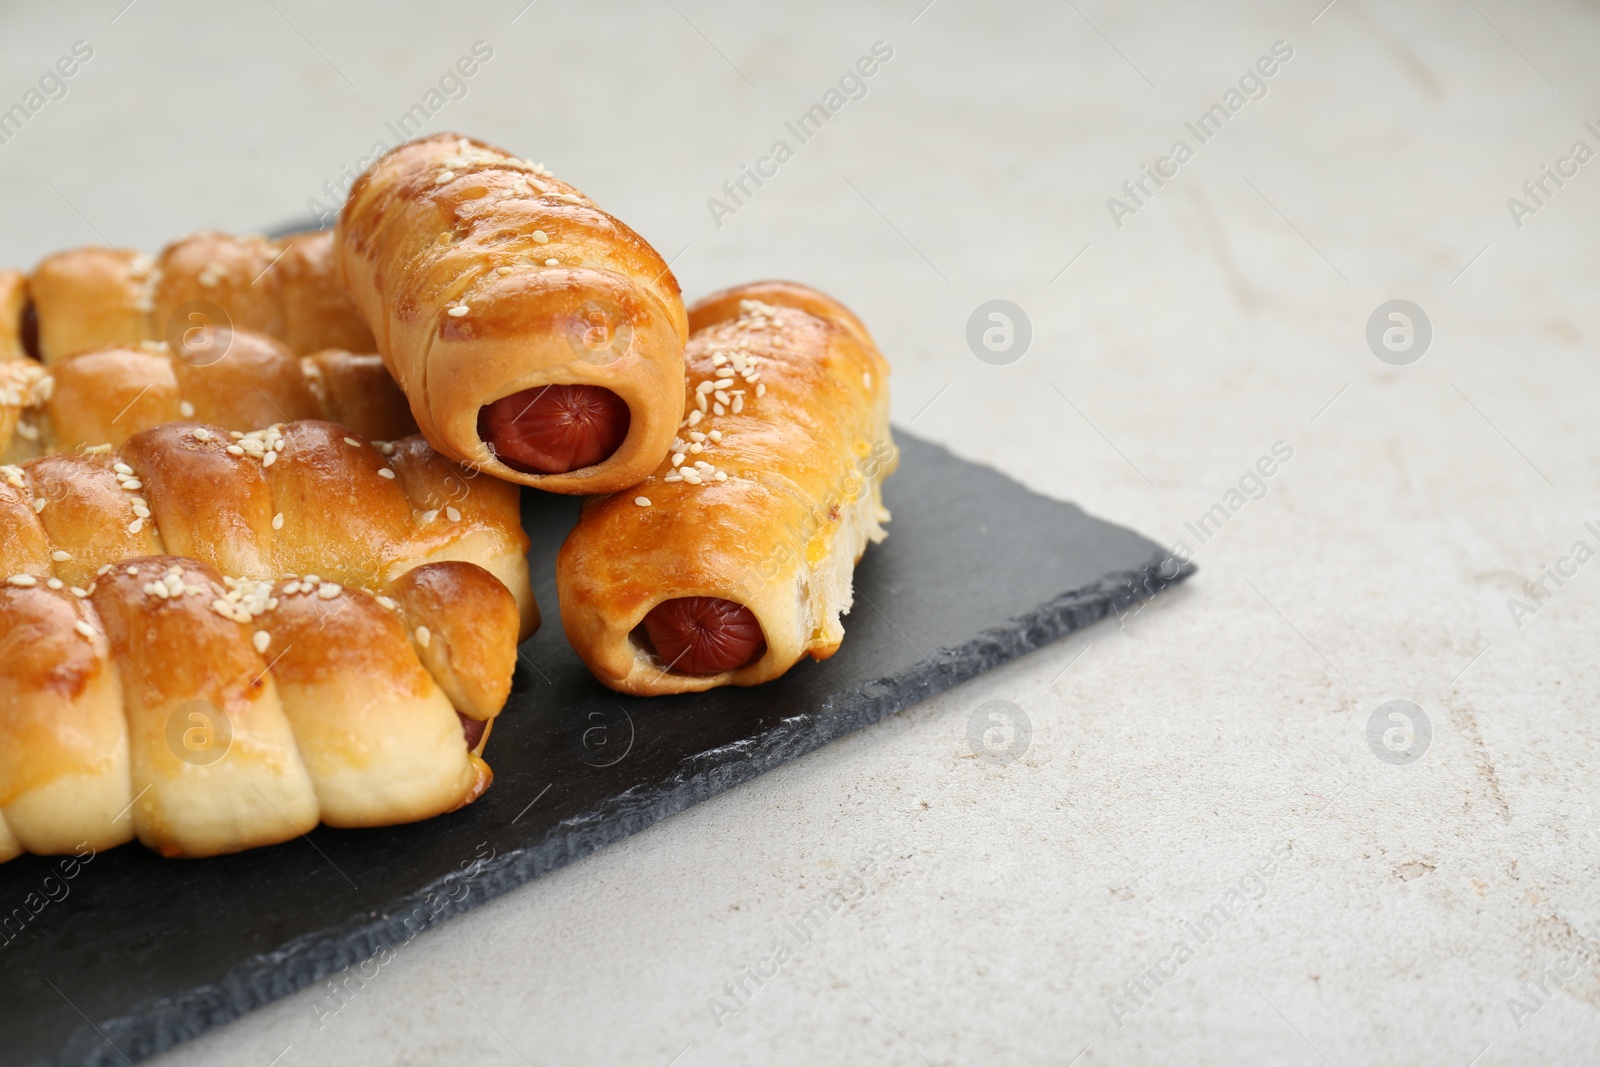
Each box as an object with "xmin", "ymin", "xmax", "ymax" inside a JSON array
[{"xmin": 3, "ymin": 1, "xmax": 1597, "ymax": 1064}]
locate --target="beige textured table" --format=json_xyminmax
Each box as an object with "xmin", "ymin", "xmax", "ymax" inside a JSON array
[{"xmin": 4, "ymin": 1, "xmax": 1598, "ymax": 1064}]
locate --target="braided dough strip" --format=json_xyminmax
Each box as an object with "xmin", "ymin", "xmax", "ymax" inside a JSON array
[
  {"xmin": 337, "ymin": 133, "xmax": 689, "ymax": 494},
  {"xmin": 0, "ymin": 420, "xmax": 535, "ymax": 861},
  {"xmin": 0, "ymin": 229, "xmax": 372, "ymax": 365},
  {"xmin": 0, "ymin": 328, "xmax": 413, "ymax": 463},
  {"xmin": 557, "ymin": 282, "xmax": 896, "ymax": 695}
]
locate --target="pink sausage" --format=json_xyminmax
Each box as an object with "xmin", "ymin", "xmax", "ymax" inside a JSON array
[
  {"xmin": 642, "ymin": 597, "xmax": 766, "ymax": 676},
  {"xmin": 478, "ymin": 384, "xmax": 630, "ymax": 474}
]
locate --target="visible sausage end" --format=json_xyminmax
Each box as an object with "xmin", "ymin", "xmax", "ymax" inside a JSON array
[
  {"xmin": 478, "ymin": 384, "xmax": 630, "ymax": 474},
  {"xmin": 20, "ymin": 301, "xmax": 39, "ymax": 361},
  {"xmin": 458, "ymin": 711, "xmax": 488, "ymax": 752},
  {"xmin": 641, "ymin": 597, "xmax": 766, "ymax": 676}
]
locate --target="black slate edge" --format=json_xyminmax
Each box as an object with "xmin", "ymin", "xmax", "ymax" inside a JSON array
[{"xmin": 43, "ymin": 554, "xmax": 1193, "ymax": 1067}]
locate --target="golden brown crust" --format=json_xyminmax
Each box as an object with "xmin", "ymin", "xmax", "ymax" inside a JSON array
[
  {"xmin": 301, "ymin": 349, "xmax": 416, "ymax": 442},
  {"xmin": 91, "ymin": 557, "xmax": 320, "ymax": 858},
  {"xmin": 0, "ymin": 427, "xmax": 530, "ymax": 860},
  {"xmin": 152, "ymin": 233, "xmax": 284, "ymax": 341},
  {"xmin": 29, "ymin": 247, "xmax": 152, "ymax": 363},
  {"xmin": 0, "ymin": 584, "xmax": 133, "ymax": 856},
  {"xmin": 1, "ymin": 328, "xmax": 417, "ymax": 460},
  {"xmin": 167, "ymin": 328, "xmax": 324, "ymax": 430},
  {"xmin": 27, "ymin": 454, "xmax": 163, "ymax": 588},
  {"xmin": 45, "ymin": 349, "xmax": 181, "ymax": 450},
  {"xmin": 389, "ymin": 561, "xmax": 521, "ymax": 721},
  {"xmin": 275, "ymin": 231, "xmax": 378, "ymax": 354},
  {"xmin": 18, "ymin": 230, "xmax": 373, "ymax": 365},
  {"xmin": 337, "ymin": 132, "xmax": 689, "ymax": 493},
  {"xmin": 0, "ymin": 270, "xmax": 28, "ymax": 362},
  {"xmin": 558, "ymin": 282, "xmax": 895, "ymax": 695},
  {"xmin": 0, "ymin": 470, "xmax": 52, "ymax": 576},
  {"xmin": 383, "ymin": 434, "xmax": 538, "ymax": 638},
  {"xmin": 248, "ymin": 574, "xmax": 480, "ymax": 829}
]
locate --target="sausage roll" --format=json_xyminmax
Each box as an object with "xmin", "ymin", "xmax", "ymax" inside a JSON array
[
  {"xmin": 337, "ymin": 133, "xmax": 689, "ymax": 494},
  {"xmin": 0, "ymin": 327, "xmax": 413, "ymax": 462},
  {"xmin": 8, "ymin": 229, "xmax": 373, "ymax": 364},
  {"xmin": 557, "ymin": 282, "xmax": 897, "ymax": 695},
  {"xmin": 0, "ymin": 418, "xmax": 535, "ymax": 862}
]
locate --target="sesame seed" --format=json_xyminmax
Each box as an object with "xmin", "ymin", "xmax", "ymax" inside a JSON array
[
  {"xmin": 227, "ymin": 445, "xmax": 245, "ymax": 456},
  {"xmin": 6, "ymin": 574, "xmax": 36, "ymax": 587},
  {"xmin": 495, "ymin": 265, "xmax": 514, "ymax": 274},
  {"xmin": 714, "ymin": 390, "xmax": 730, "ymax": 406},
  {"xmin": 446, "ymin": 506, "xmax": 461, "ymax": 522},
  {"xmin": 113, "ymin": 463, "xmax": 133, "ymax": 475},
  {"xmin": 262, "ymin": 452, "xmax": 276, "ymax": 468},
  {"xmin": 634, "ymin": 496, "xmax": 651, "ymax": 507},
  {"xmin": 709, "ymin": 430, "xmax": 722, "ymax": 442},
  {"xmin": 713, "ymin": 403, "xmax": 725, "ymax": 416},
  {"xmin": 420, "ymin": 509, "xmax": 439, "ymax": 524},
  {"xmin": 663, "ymin": 473, "xmax": 683, "ymax": 482},
  {"xmin": 731, "ymin": 395, "xmax": 744, "ymax": 413},
  {"xmin": 689, "ymin": 442, "xmax": 703, "ymax": 454},
  {"xmin": 671, "ymin": 453, "xmax": 685, "ymax": 466},
  {"xmin": 33, "ymin": 499, "xmax": 46, "ymax": 514},
  {"xmin": 192, "ymin": 428, "xmax": 213, "ymax": 442},
  {"xmin": 864, "ymin": 372, "xmax": 873, "ymax": 389},
  {"xmin": 46, "ymin": 577, "xmax": 63, "ymax": 589},
  {"xmin": 51, "ymin": 550, "xmax": 71, "ymax": 562},
  {"xmin": 126, "ymin": 567, "xmax": 138, "ymax": 577},
  {"xmin": 375, "ymin": 595, "xmax": 397, "ymax": 610},
  {"xmin": 343, "ymin": 437, "xmax": 361, "ymax": 447},
  {"xmin": 544, "ymin": 258, "xmax": 559, "ymax": 267},
  {"xmin": 436, "ymin": 170, "xmax": 454, "ymax": 183},
  {"xmin": 696, "ymin": 393, "xmax": 708, "ymax": 413},
  {"xmin": 180, "ymin": 401, "xmax": 195, "ymax": 417},
  {"xmin": 447, "ymin": 305, "xmax": 470, "ymax": 317},
  {"xmin": 253, "ymin": 631, "xmax": 270, "ymax": 653},
  {"xmin": 693, "ymin": 460, "xmax": 712, "ymax": 471},
  {"xmin": 74, "ymin": 621, "xmax": 95, "ymax": 640},
  {"xmin": 378, "ymin": 468, "xmax": 396, "ymax": 480},
  {"xmin": 696, "ymin": 381, "xmax": 716, "ymax": 395},
  {"xmin": 415, "ymin": 625, "xmax": 431, "ymax": 648},
  {"xmin": 317, "ymin": 582, "xmax": 342, "ymax": 600},
  {"xmin": 532, "ymin": 230, "xmax": 548, "ymax": 243},
  {"xmin": 715, "ymin": 367, "xmax": 736, "ymax": 378},
  {"xmin": 70, "ymin": 586, "xmax": 87, "ymax": 598},
  {"xmin": 756, "ymin": 383, "xmax": 766, "ymax": 397},
  {"xmin": 128, "ymin": 518, "xmax": 144, "ymax": 535},
  {"xmin": 711, "ymin": 353, "xmax": 727, "ymax": 366},
  {"xmin": 688, "ymin": 410, "xmax": 704, "ymax": 426},
  {"xmin": 132, "ymin": 505, "xmax": 151, "ymax": 519},
  {"xmin": 714, "ymin": 471, "xmax": 727, "ymax": 482},
  {"xmin": 272, "ymin": 512, "xmax": 284, "ymax": 530}
]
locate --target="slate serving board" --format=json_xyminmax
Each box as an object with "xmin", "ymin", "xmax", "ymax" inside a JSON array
[{"xmin": 0, "ymin": 431, "xmax": 1190, "ymax": 1067}]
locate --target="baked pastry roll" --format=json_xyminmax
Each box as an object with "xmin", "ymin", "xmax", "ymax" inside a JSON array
[
  {"xmin": 9, "ymin": 229, "xmax": 373, "ymax": 364},
  {"xmin": 0, "ymin": 418, "xmax": 534, "ymax": 862},
  {"xmin": 0, "ymin": 327, "xmax": 413, "ymax": 462},
  {"xmin": 337, "ymin": 133, "xmax": 689, "ymax": 493},
  {"xmin": 557, "ymin": 282, "xmax": 896, "ymax": 695}
]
